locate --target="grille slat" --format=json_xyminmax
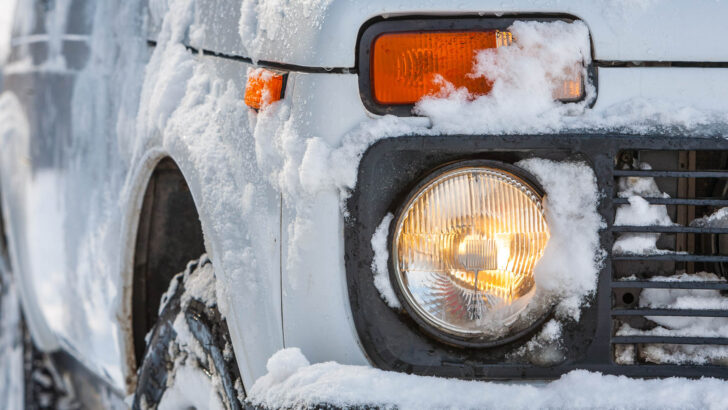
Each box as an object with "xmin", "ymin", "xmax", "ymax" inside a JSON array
[
  {"xmin": 612, "ymin": 336, "xmax": 728, "ymax": 345},
  {"xmin": 612, "ymin": 225, "xmax": 728, "ymax": 234},
  {"xmin": 612, "ymin": 308, "xmax": 728, "ymax": 317},
  {"xmin": 611, "ymin": 148, "xmax": 728, "ymax": 370},
  {"xmin": 612, "ymin": 281, "xmax": 728, "ymax": 290},
  {"xmin": 613, "ymin": 197, "xmax": 728, "ymax": 206},
  {"xmin": 613, "ymin": 254, "xmax": 728, "ymax": 262},
  {"xmin": 613, "ymin": 170, "xmax": 728, "ymax": 178}
]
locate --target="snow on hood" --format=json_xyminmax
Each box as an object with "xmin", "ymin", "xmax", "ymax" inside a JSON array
[
  {"xmin": 247, "ymin": 348, "xmax": 728, "ymax": 410},
  {"xmin": 232, "ymin": 0, "xmax": 728, "ymax": 68}
]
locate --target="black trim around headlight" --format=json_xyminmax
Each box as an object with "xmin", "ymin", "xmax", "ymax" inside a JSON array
[{"xmin": 345, "ymin": 133, "xmax": 728, "ymax": 380}]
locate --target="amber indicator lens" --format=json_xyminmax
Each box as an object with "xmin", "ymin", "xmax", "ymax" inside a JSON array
[
  {"xmin": 371, "ymin": 31, "xmax": 511, "ymax": 105},
  {"xmin": 245, "ymin": 68, "xmax": 285, "ymax": 110},
  {"xmin": 552, "ymin": 66, "xmax": 584, "ymax": 101},
  {"xmin": 393, "ymin": 166, "xmax": 550, "ymax": 338},
  {"xmin": 370, "ymin": 30, "xmax": 584, "ymax": 105}
]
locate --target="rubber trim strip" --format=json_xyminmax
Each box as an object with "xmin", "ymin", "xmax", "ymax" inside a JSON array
[
  {"xmin": 595, "ymin": 60, "xmax": 728, "ymax": 68},
  {"xmin": 146, "ymin": 41, "xmax": 728, "ymax": 73},
  {"xmin": 146, "ymin": 40, "xmax": 356, "ymax": 74}
]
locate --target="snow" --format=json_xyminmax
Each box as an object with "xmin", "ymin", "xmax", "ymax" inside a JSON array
[
  {"xmin": 618, "ymin": 323, "xmax": 728, "ymax": 366},
  {"xmin": 615, "ymin": 196, "xmax": 672, "ymax": 227},
  {"xmin": 180, "ymin": 256, "xmax": 217, "ymax": 308},
  {"xmin": 157, "ymin": 361, "xmax": 225, "ymax": 410},
  {"xmin": 252, "ymin": 347, "xmax": 310, "ymax": 391},
  {"xmin": 238, "ymin": 0, "xmax": 333, "ymax": 64},
  {"xmin": 641, "ymin": 287, "xmax": 728, "ymax": 311},
  {"xmin": 247, "ymin": 348, "xmax": 728, "ymax": 410},
  {"xmin": 646, "ymin": 272, "xmax": 727, "ymax": 283},
  {"xmin": 691, "ymin": 207, "xmax": 728, "ymax": 228},
  {"xmin": 370, "ymin": 213, "xmax": 400, "ymax": 309},
  {"xmin": 416, "ymin": 20, "xmax": 593, "ymax": 134},
  {"xmin": 615, "ymin": 272, "xmax": 728, "ymax": 365},
  {"xmin": 613, "ymin": 164, "xmax": 674, "ymax": 255},
  {"xmin": 146, "ymin": 257, "xmax": 231, "ymax": 409},
  {"xmin": 517, "ymin": 159, "xmax": 604, "ymax": 321},
  {"xmin": 507, "ymin": 319, "xmax": 564, "ymax": 366}
]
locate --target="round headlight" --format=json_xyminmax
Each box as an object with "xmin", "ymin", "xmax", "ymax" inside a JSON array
[{"xmin": 392, "ymin": 162, "xmax": 550, "ymax": 342}]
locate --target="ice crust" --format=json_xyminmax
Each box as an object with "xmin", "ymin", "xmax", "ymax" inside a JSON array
[{"xmin": 247, "ymin": 348, "xmax": 728, "ymax": 410}]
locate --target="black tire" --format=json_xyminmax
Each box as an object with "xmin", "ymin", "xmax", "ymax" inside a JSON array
[{"xmin": 132, "ymin": 256, "xmax": 245, "ymax": 409}]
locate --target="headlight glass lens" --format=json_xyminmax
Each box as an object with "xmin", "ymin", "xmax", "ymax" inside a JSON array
[{"xmin": 393, "ymin": 166, "xmax": 550, "ymax": 339}]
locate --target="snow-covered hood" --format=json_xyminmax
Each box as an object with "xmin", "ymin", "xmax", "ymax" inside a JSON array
[{"xmin": 184, "ymin": 0, "xmax": 728, "ymax": 68}]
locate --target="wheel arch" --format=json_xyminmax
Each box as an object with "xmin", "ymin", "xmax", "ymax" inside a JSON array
[{"xmin": 119, "ymin": 151, "xmax": 209, "ymax": 391}]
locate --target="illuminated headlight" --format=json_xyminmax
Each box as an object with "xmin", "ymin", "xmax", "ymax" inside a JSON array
[{"xmin": 392, "ymin": 162, "xmax": 551, "ymax": 342}]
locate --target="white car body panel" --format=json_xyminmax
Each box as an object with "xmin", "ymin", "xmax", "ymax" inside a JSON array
[
  {"xmin": 1, "ymin": 0, "xmax": 727, "ymax": 397},
  {"xmin": 187, "ymin": 0, "xmax": 728, "ymax": 67}
]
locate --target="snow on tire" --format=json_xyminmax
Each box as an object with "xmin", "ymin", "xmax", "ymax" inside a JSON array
[{"xmin": 133, "ymin": 256, "xmax": 244, "ymax": 410}]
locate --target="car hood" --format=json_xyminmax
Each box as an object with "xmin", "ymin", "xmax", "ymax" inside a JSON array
[{"xmin": 184, "ymin": 0, "xmax": 728, "ymax": 68}]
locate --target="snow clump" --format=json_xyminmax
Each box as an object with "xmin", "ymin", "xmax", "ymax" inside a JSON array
[
  {"xmin": 517, "ymin": 159, "xmax": 604, "ymax": 320},
  {"xmin": 247, "ymin": 348, "xmax": 728, "ymax": 410},
  {"xmin": 370, "ymin": 213, "xmax": 400, "ymax": 309},
  {"xmin": 613, "ymin": 163, "xmax": 674, "ymax": 255},
  {"xmin": 249, "ymin": 347, "xmax": 310, "ymax": 398},
  {"xmin": 691, "ymin": 207, "xmax": 728, "ymax": 228},
  {"xmin": 508, "ymin": 319, "xmax": 564, "ymax": 366},
  {"xmin": 415, "ymin": 20, "xmax": 593, "ymax": 134}
]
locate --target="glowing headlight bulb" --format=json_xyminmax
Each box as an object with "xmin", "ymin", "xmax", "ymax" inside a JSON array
[{"xmin": 392, "ymin": 165, "xmax": 550, "ymax": 339}]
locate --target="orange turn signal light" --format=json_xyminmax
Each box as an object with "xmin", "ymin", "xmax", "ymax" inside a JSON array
[
  {"xmin": 244, "ymin": 68, "xmax": 286, "ymax": 110},
  {"xmin": 370, "ymin": 30, "xmax": 583, "ymax": 105},
  {"xmin": 371, "ymin": 31, "xmax": 512, "ymax": 105}
]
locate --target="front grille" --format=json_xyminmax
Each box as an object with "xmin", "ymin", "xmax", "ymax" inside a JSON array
[
  {"xmin": 610, "ymin": 149, "xmax": 728, "ymax": 366},
  {"xmin": 347, "ymin": 134, "xmax": 728, "ymax": 380}
]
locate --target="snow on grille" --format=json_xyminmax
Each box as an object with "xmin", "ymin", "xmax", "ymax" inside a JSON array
[{"xmin": 611, "ymin": 149, "xmax": 728, "ymax": 366}]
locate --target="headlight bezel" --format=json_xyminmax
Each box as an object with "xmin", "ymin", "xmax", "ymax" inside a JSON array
[{"xmin": 388, "ymin": 159, "xmax": 552, "ymax": 347}]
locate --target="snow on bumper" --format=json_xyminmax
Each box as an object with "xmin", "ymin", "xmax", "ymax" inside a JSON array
[{"xmin": 246, "ymin": 348, "xmax": 728, "ymax": 410}]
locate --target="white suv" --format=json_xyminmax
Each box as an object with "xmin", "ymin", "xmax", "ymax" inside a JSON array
[{"xmin": 2, "ymin": 0, "xmax": 728, "ymax": 408}]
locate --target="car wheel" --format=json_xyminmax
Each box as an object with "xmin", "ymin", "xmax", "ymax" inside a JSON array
[{"xmin": 132, "ymin": 256, "xmax": 244, "ymax": 409}]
